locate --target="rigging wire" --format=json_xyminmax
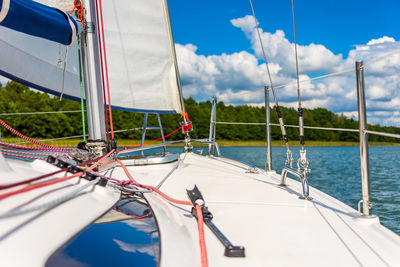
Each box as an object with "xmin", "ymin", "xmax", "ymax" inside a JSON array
[
  {"xmin": 93, "ymin": 0, "xmax": 110, "ymax": 142},
  {"xmin": 97, "ymin": 0, "xmax": 115, "ymax": 140},
  {"xmin": 291, "ymin": 0, "xmax": 309, "ymax": 171},
  {"xmin": 249, "ymin": 0, "xmax": 293, "ymax": 166}
]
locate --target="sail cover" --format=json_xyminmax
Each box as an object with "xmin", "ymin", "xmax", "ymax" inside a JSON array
[
  {"xmin": 99, "ymin": 0, "xmax": 183, "ymax": 113},
  {"xmin": 0, "ymin": 0, "xmax": 77, "ymax": 45},
  {"xmin": 0, "ymin": 0, "xmax": 183, "ymax": 114},
  {"xmin": 0, "ymin": 0, "xmax": 81, "ymax": 102}
]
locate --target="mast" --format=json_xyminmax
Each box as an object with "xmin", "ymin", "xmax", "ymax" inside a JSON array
[{"xmin": 80, "ymin": 0, "xmax": 106, "ymax": 141}]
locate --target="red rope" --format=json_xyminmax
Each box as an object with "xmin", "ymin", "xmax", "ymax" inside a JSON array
[
  {"xmin": 1, "ymin": 151, "xmax": 45, "ymax": 161},
  {"xmin": 116, "ymin": 126, "xmax": 183, "ymax": 154},
  {"xmin": 97, "ymin": 0, "xmax": 114, "ymax": 139},
  {"xmin": 195, "ymin": 204, "xmax": 209, "ymax": 267},
  {"xmin": 0, "ymin": 119, "xmax": 56, "ymax": 148},
  {"xmin": 0, "ymin": 149, "xmax": 115, "ymax": 201},
  {"xmin": 116, "ymin": 159, "xmax": 191, "ymax": 206},
  {"xmin": 116, "ymin": 159, "xmax": 207, "ymax": 266},
  {"xmin": 93, "ymin": 0, "xmax": 110, "ymax": 141},
  {"xmin": 0, "ymin": 142, "xmax": 71, "ymax": 152},
  {"xmin": 70, "ymin": 0, "xmax": 84, "ymax": 25},
  {"xmin": 0, "ymin": 168, "xmax": 69, "ymax": 190},
  {"xmin": 1, "ymin": 148, "xmax": 51, "ymax": 157}
]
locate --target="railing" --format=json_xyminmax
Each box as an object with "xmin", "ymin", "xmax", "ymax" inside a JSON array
[{"xmin": 208, "ymin": 60, "xmax": 400, "ymax": 218}]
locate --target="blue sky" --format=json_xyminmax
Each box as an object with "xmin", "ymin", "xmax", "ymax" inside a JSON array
[
  {"xmin": 168, "ymin": 0, "xmax": 400, "ymax": 126},
  {"xmin": 169, "ymin": 0, "xmax": 400, "ymax": 56}
]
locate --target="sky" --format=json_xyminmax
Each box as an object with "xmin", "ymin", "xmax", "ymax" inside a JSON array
[{"xmin": 167, "ymin": 0, "xmax": 400, "ymax": 126}]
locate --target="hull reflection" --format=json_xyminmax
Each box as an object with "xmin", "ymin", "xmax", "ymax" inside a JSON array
[{"xmin": 46, "ymin": 196, "xmax": 160, "ymax": 267}]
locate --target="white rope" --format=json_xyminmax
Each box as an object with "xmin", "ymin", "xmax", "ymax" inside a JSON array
[{"xmin": 59, "ymin": 45, "xmax": 69, "ymax": 101}]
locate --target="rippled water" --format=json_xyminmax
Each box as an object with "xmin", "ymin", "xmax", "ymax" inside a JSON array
[{"xmin": 165, "ymin": 146, "xmax": 400, "ymax": 235}]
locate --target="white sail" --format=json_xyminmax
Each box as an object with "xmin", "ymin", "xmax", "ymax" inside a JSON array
[
  {"xmin": 0, "ymin": 0, "xmax": 183, "ymax": 113},
  {"xmin": 99, "ymin": 0, "xmax": 183, "ymax": 113}
]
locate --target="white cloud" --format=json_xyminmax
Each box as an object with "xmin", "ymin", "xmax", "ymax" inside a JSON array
[
  {"xmin": 176, "ymin": 15, "xmax": 400, "ymax": 126},
  {"xmin": 231, "ymin": 15, "xmax": 343, "ymax": 74},
  {"xmin": 367, "ymin": 36, "xmax": 395, "ymax": 46},
  {"xmin": 113, "ymin": 239, "xmax": 159, "ymax": 259}
]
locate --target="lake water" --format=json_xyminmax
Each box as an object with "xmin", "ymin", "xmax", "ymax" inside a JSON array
[{"xmin": 167, "ymin": 145, "xmax": 400, "ymax": 235}]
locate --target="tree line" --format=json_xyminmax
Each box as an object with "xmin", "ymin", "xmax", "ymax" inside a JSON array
[{"xmin": 1, "ymin": 81, "xmax": 399, "ymax": 143}]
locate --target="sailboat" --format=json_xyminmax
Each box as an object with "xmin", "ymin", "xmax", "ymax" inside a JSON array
[{"xmin": 0, "ymin": 0, "xmax": 399, "ymax": 266}]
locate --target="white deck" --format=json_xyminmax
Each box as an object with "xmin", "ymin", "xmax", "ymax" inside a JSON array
[
  {"xmin": 0, "ymin": 158, "xmax": 121, "ymax": 266},
  {"xmin": 112, "ymin": 153, "xmax": 400, "ymax": 267},
  {"xmin": 0, "ymin": 152, "xmax": 399, "ymax": 266}
]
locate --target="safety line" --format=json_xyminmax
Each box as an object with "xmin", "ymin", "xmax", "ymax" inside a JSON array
[
  {"xmin": 116, "ymin": 126, "xmax": 184, "ymax": 154},
  {"xmin": 218, "ymin": 48, "xmax": 400, "ymax": 101},
  {"xmin": 0, "ymin": 110, "xmax": 83, "ymax": 116}
]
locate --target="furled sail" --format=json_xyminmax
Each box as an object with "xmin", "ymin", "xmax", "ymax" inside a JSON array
[
  {"xmin": 99, "ymin": 0, "xmax": 183, "ymax": 113},
  {"xmin": 0, "ymin": 0, "xmax": 77, "ymax": 45}
]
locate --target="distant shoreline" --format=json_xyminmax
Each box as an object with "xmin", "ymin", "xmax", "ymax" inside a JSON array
[{"xmin": 2, "ymin": 138, "xmax": 399, "ymax": 147}]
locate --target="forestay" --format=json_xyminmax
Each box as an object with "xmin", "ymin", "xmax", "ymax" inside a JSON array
[{"xmin": 0, "ymin": 0, "xmax": 183, "ymax": 114}]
